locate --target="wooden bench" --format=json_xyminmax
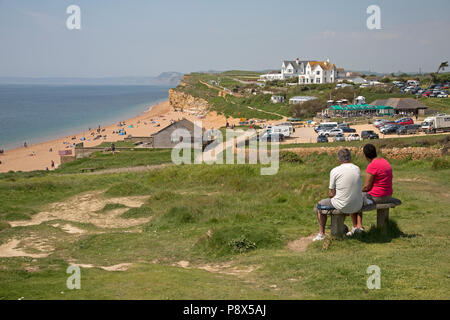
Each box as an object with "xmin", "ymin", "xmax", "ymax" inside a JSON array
[
  {"xmin": 321, "ymin": 198, "xmax": 402, "ymax": 237},
  {"xmin": 80, "ymin": 168, "xmax": 95, "ymax": 173}
]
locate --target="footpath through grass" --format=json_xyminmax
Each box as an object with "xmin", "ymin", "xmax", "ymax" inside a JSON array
[{"xmin": 0, "ymin": 151, "xmax": 449, "ymax": 299}]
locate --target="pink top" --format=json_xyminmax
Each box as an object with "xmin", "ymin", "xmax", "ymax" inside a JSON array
[{"xmin": 366, "ymin": 158, "xmax": 393, "ymax": 197}]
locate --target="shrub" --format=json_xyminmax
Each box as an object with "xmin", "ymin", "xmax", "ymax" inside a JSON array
[
  {"xmin": 227, "ymin": 235, "xmax": 257, "ymax": 253},
  {"xmin": 432, "ymin": 158, "xmax": 450, "ymax": 170},
  {"xmin": 279, "ymin": 151, "xmax": 303, "ymax": 164},
  {"xmin": 195, "ymin": 224, "xmax": 282, "ymax": 257}
]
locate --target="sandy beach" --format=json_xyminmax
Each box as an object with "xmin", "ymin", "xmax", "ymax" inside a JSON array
[{"xmin": 0, "ymin": 100, "xmax": 233, "ymax": 173}]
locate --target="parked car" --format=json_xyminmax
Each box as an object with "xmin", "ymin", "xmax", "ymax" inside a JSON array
[
  {"xmin": 347, "ymin": 133, "xmax": 360, "ymax": 141},
  {"xmin": 327, "ymin": 128, "xmax": 344, "ymax": 137},
  {"xmin": 341, "ymin": 126, "xmax": 356, "ymax": 133},
  {"xmin": 317, "ymin": 134, "xmax": 329, "ymax": 143},
  {"xmin": 378, "ymin": 121, "xmax": 396, "ymax": 129},
  {"xmin": 333, "ymin": 133, "xmax": 346, "ymax": 142},
  {"xmin": 257, "ymin": 132, "xmax": 285, "ymax": 142},
  {"xmin": 396, "ymin": 118, "xmax": 414, "ymax": 126},
  {"xmin": 361, "ymin": 130, "xmax": 379, "ymax": 140},
  {"xmin": 380, "ymin": 124, "xmax": 401, "ymax": 134},
  {"xmin": 397, "ymin": 124, "xmax": 421, "ymax": 135},
  {"xmin": 437, "ymin": 93, "xmax": 448, "ymax": 98}
]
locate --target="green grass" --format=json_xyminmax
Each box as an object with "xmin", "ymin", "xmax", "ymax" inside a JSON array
[
  {"xmin": 56, "ymin": 149, "xmax": 172, "ymax": 173},
  {"xmin": 0, "ymin": 151, "xmax": 449, "ymax": 299},
  {"xmin": 419, "ymin": 97, "xmax": 450, "ymax": 114},
  {"xmin": 120, "ymin": 206, "xmax": 153, "ymax": 219},
  {"xmin": 97, "ymin": 203, "xmax": 128, "ymax": 213}
]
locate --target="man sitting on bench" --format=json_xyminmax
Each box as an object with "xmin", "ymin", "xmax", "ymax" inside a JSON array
[{"xmin": 313, "ymin": 149, "xmax": 363, "ymax": 241}]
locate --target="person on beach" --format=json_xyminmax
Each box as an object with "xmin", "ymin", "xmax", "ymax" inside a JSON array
[
  {"xmin": 313, "ymin": 149, "xmax": 363, "ymax": 241},
  {"xmin": 51, "ymin": 160, "xmax": 55, "ymax": 168},
  {"xmin": 24, "ymin": 142, "xmax": 28, "ymax": 148}
]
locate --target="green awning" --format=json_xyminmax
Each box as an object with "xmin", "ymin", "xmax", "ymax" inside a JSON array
[{"xmin": 329, "ymin": 104, "xmax": 394, "ymax": 111}]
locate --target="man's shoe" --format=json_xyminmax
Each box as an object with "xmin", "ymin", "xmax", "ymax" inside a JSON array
[
  {"xmin": 313, "ymin": 233, "xmax": 325, "ymax": 242},
  {"xmin": 346, "ymin": 227, "xmax": 358, "ymax": 236},
  {"xmin": 354, "ymin": 227, "xmax": 365, "ymax": 234}
]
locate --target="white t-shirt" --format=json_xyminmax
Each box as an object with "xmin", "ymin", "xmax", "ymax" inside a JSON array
[{"xmin": 329, "ymin": 163, "xmax": 363, "ymax": 213}]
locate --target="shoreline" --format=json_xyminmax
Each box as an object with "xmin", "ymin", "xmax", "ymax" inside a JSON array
[
  {"xmin": 1, "ymin": 98, "xmax": 168, "ymax": 152},
  {"xmin": 0, "ymin": 99, "xmax": 230, "ymax": 173}
]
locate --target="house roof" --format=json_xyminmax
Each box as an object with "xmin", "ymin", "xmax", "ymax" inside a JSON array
[
  {"xmin": 370, "ymin": 98, "xmax": 428, "ymax": 110},
  {"xmin": 309, "ymin": 61, "xmax": 336, "ymax": 71},
  {"xmin": 151, "ymin": 118, "xmax": 200, "ymax": 136},
  {"xmin": 283, "ymin": 60, "xmax": 308, "ymax": 70}
]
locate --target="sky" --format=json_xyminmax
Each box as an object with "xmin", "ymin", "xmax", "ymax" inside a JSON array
[{"xmin": 0, "ymin": 0, "xmax": 449, "ymax": 77}]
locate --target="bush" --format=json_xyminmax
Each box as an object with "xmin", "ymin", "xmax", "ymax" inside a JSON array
[
  {"xmin": 279, "ymin": 151, "xmax": 303, "ymax": 164},
  {"xmin": 290, "ymin": 99, "xmax": 326, "ymax": 117},
  {"xmin": 432, "ymin": 158, "xmax": 450, "ymax": 170},
  {"xmin": 195, "ymin": 224, "xmax": 283, "ymax": 257}
]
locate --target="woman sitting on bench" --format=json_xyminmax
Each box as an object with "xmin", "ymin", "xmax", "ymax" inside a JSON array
[{"xmin": 347, "ymin": 144, "xmax": 395, "ymax": 236}]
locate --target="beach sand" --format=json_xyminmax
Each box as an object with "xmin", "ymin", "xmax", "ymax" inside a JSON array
[{"xmin": 0, "ymin": 100, "xmax": 234, "ymax": 173}]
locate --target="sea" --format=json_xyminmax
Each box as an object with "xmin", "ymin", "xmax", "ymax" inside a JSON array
[{"xmin": 0, "ymin": 84, "xmax": 171, "ymax": 150}]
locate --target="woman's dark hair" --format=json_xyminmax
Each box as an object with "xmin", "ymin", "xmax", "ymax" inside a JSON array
[{"xmin": 363, "ymin": 144, "xmax": 377, "ymax": 159}]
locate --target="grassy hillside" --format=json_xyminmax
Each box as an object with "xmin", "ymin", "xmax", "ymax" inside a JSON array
[
  {"xmin": 175, "ymin": 71, "xmax": 442, "ymax": 120},
  {"xmin": 0, "ymin": 149, "xmax": 449, "ymax": 299}
]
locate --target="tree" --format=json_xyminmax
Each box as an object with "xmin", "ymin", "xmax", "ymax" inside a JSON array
[
  {"xmin": 436, "ymin": 61, "xmax": 448, "ymax": 74},
  {"xmin": 289, "ymin": 99, "xmax": 325, "ymax": 118}
]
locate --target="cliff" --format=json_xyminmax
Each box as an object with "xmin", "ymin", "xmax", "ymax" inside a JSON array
[{"xmin": 169, "ymin": 89, "xmax": 211, "ymax": 116}]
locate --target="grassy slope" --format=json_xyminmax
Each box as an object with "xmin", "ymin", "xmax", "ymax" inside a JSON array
[
  {"xmin": 177, "ymin": 71, "xmax": 446, "ymax": 121},
  {"xmin": 0, "ymin": 151, "xmax": 449, "ymax": 299}
]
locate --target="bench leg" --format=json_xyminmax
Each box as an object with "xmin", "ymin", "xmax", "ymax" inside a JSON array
[
  {"xmin": 377, "ymin": 208, "xmax": 389, "ymax": 228},
  {"xmin": 331, "ymin": 215, "xmax": 345, "ymax": 237}
]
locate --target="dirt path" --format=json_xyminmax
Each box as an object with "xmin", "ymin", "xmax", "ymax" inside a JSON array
[{"xmin": 247, "ymin": 106, "xmax": 287, "ymax": 119}]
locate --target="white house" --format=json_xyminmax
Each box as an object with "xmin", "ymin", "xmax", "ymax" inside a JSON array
[
  {"xmin": 289, "ymin": 96, "xmax": 317, "ymax": 105},
  {"xmin": 281, "ymin": 58, "xmax": 308, "ymax": 79},
  {"xmin": 281, "ymin": 58, "xmax": 338, "ymax": 84},
  {"xmin": 298, "ymin": 60, "xmax": 337, "ymax": 84},
  {"xmin": 271, "ymin": 95, "xmax": 285, "ymax": 103}
]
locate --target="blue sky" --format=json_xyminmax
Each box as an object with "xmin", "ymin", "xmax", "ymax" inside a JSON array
[{"xmin": 0, "ymin": 0, "xmax": 449, "ymax": 77}]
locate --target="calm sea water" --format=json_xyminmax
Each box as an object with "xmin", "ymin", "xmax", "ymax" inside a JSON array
[{"xmin": 0, "ymin": 85, "xmax": 171, "ymax": 150}]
